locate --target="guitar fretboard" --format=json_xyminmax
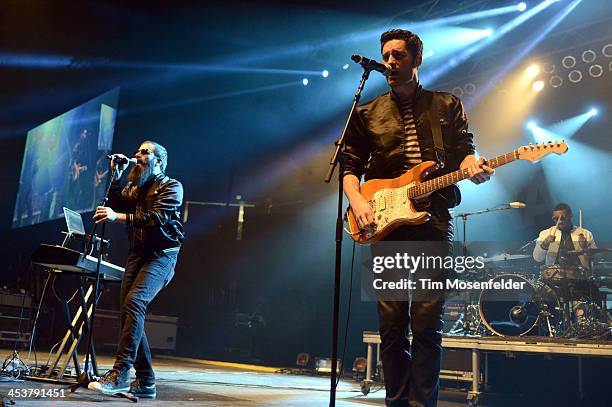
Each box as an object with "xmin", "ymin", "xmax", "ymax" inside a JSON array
[{"xmin": 408, "ymin": 151, "xmax": 518, "ymax": 198}]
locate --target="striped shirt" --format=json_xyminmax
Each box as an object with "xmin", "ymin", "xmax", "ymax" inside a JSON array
[{"xmin": 396, "ymin": 99, "xmax": 422, "ymax": 165}]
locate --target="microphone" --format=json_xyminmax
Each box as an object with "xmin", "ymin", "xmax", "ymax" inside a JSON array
[
  {"xmin": 351, "ymin": 55, "xmax": 392, "ymax": 76},
  {"xmin": 508, "ymin": 201, "xmax": 527, "ymax": 208},
  {"xmin": 106, "ymin": 155, "xmax": 137, "ymax": 165}
]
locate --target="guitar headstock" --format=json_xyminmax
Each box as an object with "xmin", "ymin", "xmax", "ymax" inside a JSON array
[{"xmin": 517, "ymin": 141, "xmax": 568, "ymax": 163}]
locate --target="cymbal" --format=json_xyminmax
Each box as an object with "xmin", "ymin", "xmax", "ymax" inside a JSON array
[
  {"xmin": 568, "ymin": 248, "xmax": 612, "ymax": 256},
  {"xmin": 483, "ymin": 253, "xmax": 531, "ymax": 263}
]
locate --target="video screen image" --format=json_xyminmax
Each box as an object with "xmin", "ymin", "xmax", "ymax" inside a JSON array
[{"xmin": 12, "ymin": 88, "xmax": 120, "ymax": 228}]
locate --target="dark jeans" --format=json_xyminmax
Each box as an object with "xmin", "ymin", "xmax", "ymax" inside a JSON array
[
  {"xmin": 378, "ymin": 214, "xmax": 453, "ymax": 407},
  {"xmin": 113, "ymin": 249, "xmax": 178, "ymax": 383}
]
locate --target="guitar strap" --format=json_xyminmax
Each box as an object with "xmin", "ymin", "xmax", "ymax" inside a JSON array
[{"xmin": 427, "ymin": 91, "xmax": 446, "ymax": 168}]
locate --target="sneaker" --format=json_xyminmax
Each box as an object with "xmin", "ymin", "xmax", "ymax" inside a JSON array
[
  {"xmin": 88, "ymin": 369, "xmax": 130, "ymax": 394},
  {"xmin": 128, "ymin": 378, "xmax": 156, "ymax": 399}
]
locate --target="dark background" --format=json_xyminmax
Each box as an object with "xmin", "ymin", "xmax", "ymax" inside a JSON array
[{"xmin": 1, "ymin": 0, "xmax": 611, "ymax": 370}]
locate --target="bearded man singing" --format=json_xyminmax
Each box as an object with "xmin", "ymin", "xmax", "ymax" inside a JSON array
[{"xmin": 90, "ymin": 141, "xmax": 184, "ymax": 399}]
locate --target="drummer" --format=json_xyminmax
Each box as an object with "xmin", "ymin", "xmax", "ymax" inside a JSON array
[{"xmin": 533, "ymin": 203, "xmax": 596, "ymax": 269}]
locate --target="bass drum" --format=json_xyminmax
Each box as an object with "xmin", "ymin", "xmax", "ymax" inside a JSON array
[{"xmin": 479, "ymin": 274, "xmax": 560, "ymax": 337}]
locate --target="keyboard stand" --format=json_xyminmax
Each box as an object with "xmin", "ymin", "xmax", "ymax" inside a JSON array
[{"xmin": 45, "ymin": 279, "xmax": 101, "ymax": 380}]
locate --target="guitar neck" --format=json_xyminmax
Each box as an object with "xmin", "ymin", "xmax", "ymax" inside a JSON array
[{"xmin": 409, "ymin": 151, "xmax": 519, "ymax": 198}]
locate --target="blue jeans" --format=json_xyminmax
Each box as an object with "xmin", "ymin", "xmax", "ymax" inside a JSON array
[{"xmin": 113, "ymin": 250, "xmax": 178, "ymax": 383}]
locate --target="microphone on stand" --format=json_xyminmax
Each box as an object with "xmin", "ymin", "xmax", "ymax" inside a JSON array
[{"xmin": 351, "ymin": 55, "xmax": 392, "ymax": 76}]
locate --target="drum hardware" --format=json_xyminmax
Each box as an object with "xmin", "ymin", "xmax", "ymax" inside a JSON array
[
  {"xmin": 567, "ymin": 248, "xmax": 612, "ymax": 256},
  {"xmin": 478, "ymin": 274, "xmax": 562, "ymax": 337},
  {"xmin": 482, "ymin": 254, "xmax": 532, "ymax": 263},
  {"xmin": 453, "ymin": 203, "xmax": 531, "ymax": 336},
  {"xmin": 569, "ymin": 302, "xmax": 612, "ymax": 339},
  {"xmin": 537, "ymin": 303, "xmax": 557, "ymax": 337},
  {"xmin": 445, "ymin": 202, "xmax": 611, "ymax": 339},
  {"xmin": 448, "ymin": 304, "xmax": 485, "ymax": 336},
  {"xmin": 540, "ymin": 264, "xmax": 585, "ymax": 281}
]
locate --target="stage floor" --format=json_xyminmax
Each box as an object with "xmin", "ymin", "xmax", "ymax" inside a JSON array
[
  {"xmin": 0, "ymin": 351, "xmax": 607, "ymax": 406},
  {"xmin": 0, "ymin": 352, "xmax": 481, "ymax": 406}
]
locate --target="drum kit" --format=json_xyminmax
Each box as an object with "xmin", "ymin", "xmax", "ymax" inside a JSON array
[{"xmin": 452, "ymin": 247, "xmax": 612, "ymax": 339}]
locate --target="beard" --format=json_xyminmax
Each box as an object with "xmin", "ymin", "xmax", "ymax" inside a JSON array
[{"xmin": 127, "ymin": 162, "xmax": 155, "ymax": 187}]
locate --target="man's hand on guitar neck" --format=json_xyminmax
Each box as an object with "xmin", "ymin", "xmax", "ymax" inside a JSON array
[
  {"xmin": 344, "ymin": 174, "xmax": 376, "ymax": 229},
  {"xmin": 460, "ymin": 154, "xmax": 494, "ymax": 185}
]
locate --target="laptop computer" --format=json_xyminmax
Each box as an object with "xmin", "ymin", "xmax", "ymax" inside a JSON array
[{"xmin": 63, "ymin": 207, "xmax": 86, "ymax": 236}]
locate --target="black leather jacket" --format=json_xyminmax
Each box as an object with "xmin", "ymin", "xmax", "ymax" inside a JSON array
[
  {"xmin": 343, "ymin": 85, "xmax": 475, "ymax": 208},
  {"xmin": 108, "ymin": 173, "xmax": 184, "ymax": 252}
]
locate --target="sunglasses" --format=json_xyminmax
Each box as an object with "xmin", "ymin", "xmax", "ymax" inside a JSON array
[
  {"xmin": 552, "ymin": 215, "xmax": 568, "ymax": 222},
  {"xmin": 133, "ymin": 148, "xmax": 154, "ymax": 156}
]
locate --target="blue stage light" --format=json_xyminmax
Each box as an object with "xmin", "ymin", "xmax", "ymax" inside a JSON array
[
  {"xmin": 484, "ymin": 28, "xmax": 494, "ymax": 36},
  {"xmin": 518, "ymin": 2, "xmax": 527, "ymax": 12},
  {"xmin": 527, "ymin": 121, "xmax": 537, "ymax": 130},
  {"xmin": 302, "ymin": 78, "xmax": 309, "ymax": 86},
  {"xmin": 588, "ymin": 108, "xmax": 598, "ymax": 117},
  {"xmin": 467, "ymin": 0, "xmax": 582, "ymax": 108},
  {"xmin": 322, "ymin": 70, "xmax": 329, "ymax": 78},
  {"xmin": 342, "ymin": 64, "xmax": 349, "ymax": 70},
  {"xmin": 424, "ymin": 0, "xmax": 558, "ymax": 86}
]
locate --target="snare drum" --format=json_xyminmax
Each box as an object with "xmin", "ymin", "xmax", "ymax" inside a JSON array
[{"xmin": 540, "ymin": 264, "xmax": 584, "ymax": 280}]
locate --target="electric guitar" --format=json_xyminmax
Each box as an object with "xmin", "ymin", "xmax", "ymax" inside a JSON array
[{"xmin": 345, "ymin": 141, "xmax": 569, "ymax": 244}]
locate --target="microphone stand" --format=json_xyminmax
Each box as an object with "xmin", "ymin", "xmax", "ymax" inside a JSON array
[
  {"xmin": 324, "ymin": 67, "xmax": 371, "ymax": 407},
  {"xmin": 70, "ymin": 162, "xmax": 120, "ymax": 392},
  {"xmin": 455, "ymin": 205, "xmax": 519, "ymax": 335}
]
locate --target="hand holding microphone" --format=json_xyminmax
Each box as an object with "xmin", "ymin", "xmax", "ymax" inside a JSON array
[{"xmin": 107, "ymin": 154, "xmax": 136, "ymax": 180}]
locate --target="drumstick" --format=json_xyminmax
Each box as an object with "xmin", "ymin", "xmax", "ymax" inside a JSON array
[
  {"xmin": 551, "ymin": 216, "xmax": 561, "ymax": 236},
  {"xmin": 579, "ymin": 208, "xmax": 582, "ymax": 231}
]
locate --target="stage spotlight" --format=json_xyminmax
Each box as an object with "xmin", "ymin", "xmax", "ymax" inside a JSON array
[
  {"xmin": 484, "ymin": 28, "xmax": 494, "ymax": 36},
  {"xmin": 588, "ymin": 64, "xmax": 603, "ymax": 78},
  {"xmin": 302, "ymin": 78, "xmax": 309, "ymax": 86},
  {"xmin": 352, "ymin": 357, "xmax": 367, "ymax": 380},
  {"xmin": 588, "ymin": 108, "xmax": 598, "ymax": 117},
  {"xmin": 581, "ymin": 50, "xmax": 596, "ymax": 63},
  {"xmin": 550, "ymin": 75, "xmax": 563, "ymax": 88},
  {"xmin": 321, "ymin": 70, "xmax": 329, "ymax": 78},
  {"xmin": 543, "ymin": 62, "xmax": 555, "ymax": 73},
  {"xmin": 525, "ymin": 64, "xmax": 540, "ymax": 78},
  {"xmin": 562, "ymin": 55, "xmax": 576, "ymax": 69},
  {"xmin": 532, "ymin": 80, "xmax": 544, "ymax": 91},
  {"xmin": 568, "ymin": 70, "xmax": 582, "ymax": 83},
  {"xmin": 342, "ymin": 64, "xmax": 349, "ymax": 70},
  {"xmin": 296, "ymin": 352, "xmax": 311, "ymax": 368},
  {"xmin": 315, "ymin": 357, "xmax": 341, "ymax": 375},
  {"xmin": 517, "ymin": 2, "xmax": 527, "ymax": 12},
  {"xmin": 602, "ymin": 44, "xmax": 612, "ymax": 58},
  {"xmin": 464, "ymin": 83, "xmax": 476, "ymax": 95},
  {"xmin": 452, "ymin": 86, "xmax": 464, "ymax": 97},
  {"xmin": 527, "ymin": 121, "xmax": 537, "ymax": 130}
]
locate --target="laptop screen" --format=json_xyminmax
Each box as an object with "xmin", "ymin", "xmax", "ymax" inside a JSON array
[{"xmin": 63, "ymin": 207, "xmax": 86, "ymax": 236}]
